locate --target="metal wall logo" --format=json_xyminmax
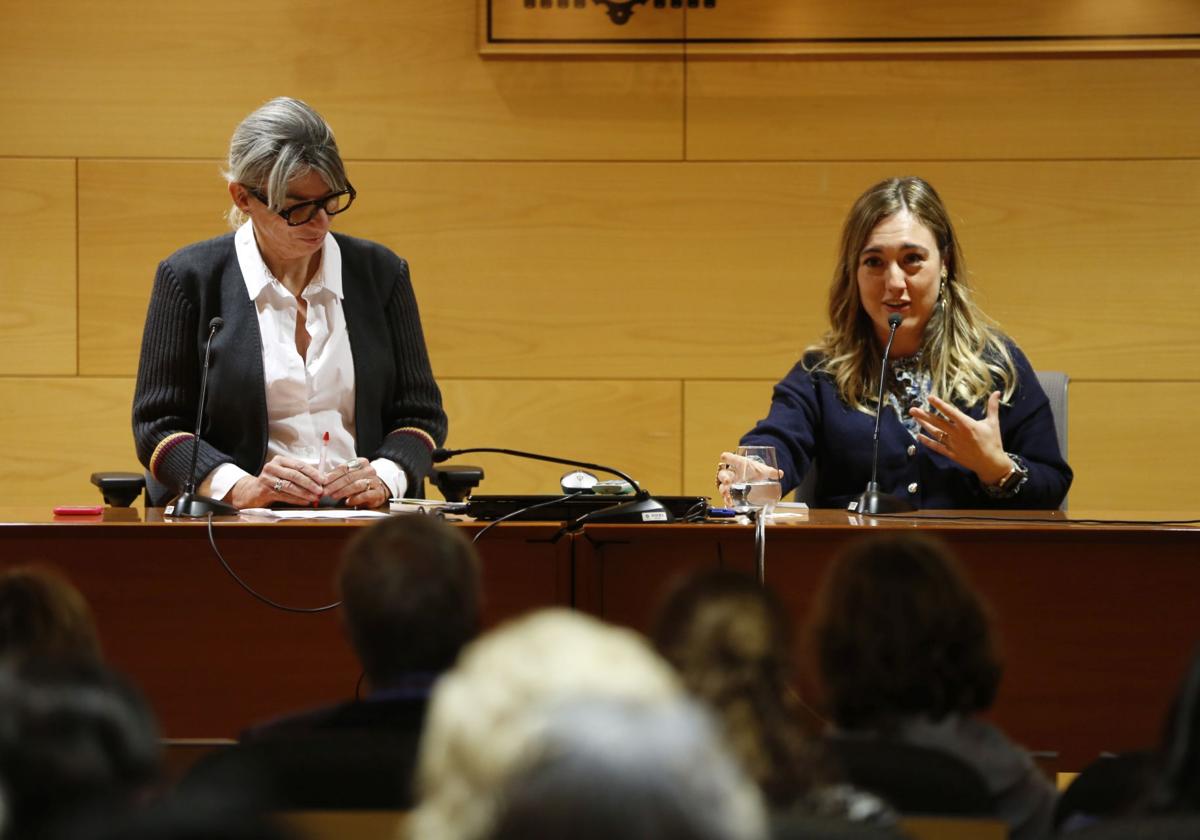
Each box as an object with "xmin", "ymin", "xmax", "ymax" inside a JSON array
[{"xmin": 523, "ymin": 0, "xmax": 716, "ymax": 26}]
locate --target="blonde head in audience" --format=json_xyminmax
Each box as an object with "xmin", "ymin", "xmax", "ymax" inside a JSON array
[{"xmin": 409, "ymin": 609, "xmax": 764, "ymax": 840}]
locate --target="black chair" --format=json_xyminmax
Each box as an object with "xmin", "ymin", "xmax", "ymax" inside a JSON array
[
  {"xmin": 1056, "ymin": 750, "xmax": 1156, "ymax": 830},
  {"xmin": 823, "ymin": 736, "xmax": 992, "ymax": 817}
]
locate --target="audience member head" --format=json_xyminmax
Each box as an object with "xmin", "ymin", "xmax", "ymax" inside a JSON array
[
  {"xmin": 807, "ymin": 534, "xmax": 1002, "ymax": 732},
  {"xmin": 336, "ymin": 514, "xmax": 481, "ymax": 690},
  {"xmin": 1146, "ymin": 644, "xmax": 1200, "ymax": 813},
  {"xmin": 0, "ymin": 659, "xmax": 161, "ymax": 839},
  {"xmin": 653, "ymin": 570, "xmax": 821, "ymax": 807},
  {"xmin": 488, "ymin": 696, "xmax": 766, "ymax": 840},
  {"xmin": 409, "ymin": 609, "xmax": 687, "ymax": 840},
  {"xmin": 0, "ymin": 565, "xmax": 102, "ymax": 666}
]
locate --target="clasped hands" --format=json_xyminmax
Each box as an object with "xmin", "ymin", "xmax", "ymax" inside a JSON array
[{"xmin": 228, "ymin": 455, "xmax": 390, "ymax": 510}]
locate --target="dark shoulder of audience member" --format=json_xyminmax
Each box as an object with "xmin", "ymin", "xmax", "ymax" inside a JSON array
[
  {"xmin": 806, "ymin": 534, "xmax": 1002, "ymax": 733},
  {"xmin": 652, "ymin": 569, "xmax": 826, "ymax": 809},
  {"xmin": 56, "ymin": 787, "xmax": 302, "ymax": 840},
  {"xmin": 338, "ymin": 513, "xmax": 482, "ymax": 692},
  {"xmin": 0, "ymin": 565, "xmax": 103, "ymax": 665},
  {"xmin": 1142, "ymin": 644, "xmax": 1200, "ymax": 814},
  {"xmin": 0, "ymin": 659, "xmax": 161, "ymax": 840}
]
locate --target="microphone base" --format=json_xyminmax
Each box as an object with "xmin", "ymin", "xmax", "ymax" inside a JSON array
[
  {"xmin": 166, "ymin": 492, "xmax": 239, "ymax": 518},
  {"xmin": 850, "ymin": 489, "xmax": 916, "ymax": 515},
  {"xmin": 578, "ymin": 494, "xmax": 675, "ymax": 525}
]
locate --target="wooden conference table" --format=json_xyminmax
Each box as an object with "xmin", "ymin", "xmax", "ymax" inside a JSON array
[{"xmin": 1, "ymin": 505, "xmax": 1197, "ymax": 771}]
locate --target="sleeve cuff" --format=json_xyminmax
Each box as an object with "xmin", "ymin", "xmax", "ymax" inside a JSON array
[
  {"xmin": 200, "ymin": 462, "xmax": 252, "ymax": 502},
  {"xmin": 371, "ymin": 458, "xmax": 408, "ymax": 499}
]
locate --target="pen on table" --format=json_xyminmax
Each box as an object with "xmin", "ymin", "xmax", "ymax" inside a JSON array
[{"xmin": 317, "ymin": 431, "xmax": 330, "ymax": 507}]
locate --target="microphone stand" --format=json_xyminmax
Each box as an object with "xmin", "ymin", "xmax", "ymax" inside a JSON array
[
  {"xmin": 433, "ymin": 446, "xmax": 674, "ymax": 525},
  {"xmin": 169, "ymin": 318, "xmax": 238, "ymax": 518},
  {"xmin": 851, "ymin": 314, "xmax": 916, "ymax": 515}
]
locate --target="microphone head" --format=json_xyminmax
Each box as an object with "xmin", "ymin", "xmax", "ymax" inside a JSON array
[
  {"xmin": 431, "ymin": 448, "xmax": 453, "ymax": 464},
  {"xmin": 887, "ymin": 313, "xmax": 903, "ymax": 329},
  {"xmin": 209, "ymin": 316, "xmax": 225, "ymax": 332}
]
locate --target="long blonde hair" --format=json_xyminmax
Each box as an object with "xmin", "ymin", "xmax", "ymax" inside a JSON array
[{"xmin": 808, "ymin": 177, "xmax": 1016, "ymax": 412}]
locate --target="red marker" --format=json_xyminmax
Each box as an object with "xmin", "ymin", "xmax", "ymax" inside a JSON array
[{"xmin": 316, "ymin": 431, "xmax": 330, "ymax": 507}]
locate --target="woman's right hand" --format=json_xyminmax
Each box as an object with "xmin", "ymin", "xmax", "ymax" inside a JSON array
[
  {"xmin": 715, "ymin": 451, "xmax": 783, "ymax": 507},
  {"xmin": 226, "ymin": 455, "xmax": 325, "ymax": 509}
]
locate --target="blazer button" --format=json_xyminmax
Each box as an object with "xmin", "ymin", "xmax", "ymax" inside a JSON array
[
  {"xmin": 907, "ymin": 482, "xmax": 919, "ymax": 494},
  {"xmin": 907, "ymin": 445, "xmax": 916, "ymax": 457}
]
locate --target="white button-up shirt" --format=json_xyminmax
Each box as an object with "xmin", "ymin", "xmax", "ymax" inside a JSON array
[{"xmin": 200, "ymin": 221, "xmax": 405, "ymax": 501}]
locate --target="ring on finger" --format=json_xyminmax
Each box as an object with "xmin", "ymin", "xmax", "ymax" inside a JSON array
[{"xmin": 272, "ymin": 478, "xmax": 285, "ymax": 492}]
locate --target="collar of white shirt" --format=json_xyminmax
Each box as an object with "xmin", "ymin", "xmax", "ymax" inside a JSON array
[{"xmin": 234, "ymin": 220, "xmax": 343, "ymax": 302}]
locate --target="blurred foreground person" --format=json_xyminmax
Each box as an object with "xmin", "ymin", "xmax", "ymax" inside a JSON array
[
  {"xmin": 0, "ymin": 565, "xmax": 102, "ymax": 665},
  {"xmin": 409, "ymin": 608, "xmax": 768, "ymax": 840},
  {"xmin": 807, "ymin": 534, "xmax": 1055, "ymax": 838}
]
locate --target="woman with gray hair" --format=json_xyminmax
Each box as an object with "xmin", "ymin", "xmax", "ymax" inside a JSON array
[{"xmin": 133, "ymin": 97, "xmax": 445, "ymax": 509}]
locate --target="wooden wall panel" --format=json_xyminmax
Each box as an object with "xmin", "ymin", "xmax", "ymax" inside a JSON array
[
  {"xmin": 0, "ymin": 1, "xmax": 683, "ymax": 160},
  {"xmin": 685, "ymin": 57, "xmax": 1200, "ymax": 161},
  {"xmin": 1069, "ymin": 381, "xmax": 1200, "ymax": 512},
  {"xmin": 440, "ymin": 379, "xmax": 682, "ymax": 495},
  {"xmin": 78, "ymin": 159, "xmax": 1200, "ymax": 383},
  {"xmin": 78, "ymin": 161, "xmax": 230, "ymax": 376},
  {"xmin": 683, "ymin": 379, "xmax": 1200, "ymax": 511},
  {"xmin": 0, "ymin": 378, "xmax": 139, "ymax": 508},
  {"xmin": 688, "ymin": 0, "xmax": 1200, "ymax": 40},
  {"xmin": 0, "ymin": 160, "xmax": 77, "ymax": 375}
]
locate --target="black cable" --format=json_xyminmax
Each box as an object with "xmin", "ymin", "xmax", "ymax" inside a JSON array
[
  {"xmin": 205, "ymin": 514, "xmax": 342, "ymax": 613},
  {"xmin": 472, "ymin": 494, "xmax": 576, "ymax": 544}
]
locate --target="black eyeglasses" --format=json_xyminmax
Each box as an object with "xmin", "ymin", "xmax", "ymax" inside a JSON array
[{"xmin": 245, "ymin": 182, "xmax": 356, "ymax": 226}]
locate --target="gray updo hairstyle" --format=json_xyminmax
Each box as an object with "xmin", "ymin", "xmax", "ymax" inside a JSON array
[{"xmin": 223, "ymin": 97, "xmax": 349, "ymax": 228}]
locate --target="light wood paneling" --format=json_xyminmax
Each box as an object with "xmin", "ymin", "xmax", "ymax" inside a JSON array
[
  {"xmin": 0, "ymin": 378, "xmax": 140, "ymax": 508},
  {"xmin": 686, "ymin": 57, "xmax": 1200, "ymax": 161},
  {"xmin": 1069, "ymin": 380, "xmax": 1200, "ymax": 511},
  {"xmin": 684, "ymin": 379, "xmax": 1200, "ymax": 511},
  {"xmin": 440, "ymin": 379, "xmax": 682, "ymax": 495},
  {"xmin": 79, "ymin": 159, "xmax": 1200, "ymax": 382},
  {"xmin": 0, "ymin": 160, "xmax": 76, "ymax": 375},
  {"xmin": 78, "ymin": 161, "xmax": 230, "ymax": 376},
  {"xmin": 683, "ymin": 379, "xmax": 776, "ymax": 499},
  {"xmin": 688, "ymin": 0, "xmax": 1200, "ymax": 40},
  {"xmin": 0, "ymin": 1, "xmax": 682, "ymax": 160}
]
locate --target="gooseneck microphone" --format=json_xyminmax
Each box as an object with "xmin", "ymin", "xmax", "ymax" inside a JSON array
[
  {"xmin": 169, "ymin": 317, "xmax": 239, "ymax": 518},
  {"xmin": 851, "ymin": 312, "xmax": 916, "ymax": 515},
  {"xmin": 433, "ymin": 446, "xmax": 674, "ymax": 524}
]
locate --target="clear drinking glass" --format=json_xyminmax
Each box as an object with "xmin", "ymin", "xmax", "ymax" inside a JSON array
[{"xmin": 729, "ymin": 445, "xmax": 782, "ymax": 516}]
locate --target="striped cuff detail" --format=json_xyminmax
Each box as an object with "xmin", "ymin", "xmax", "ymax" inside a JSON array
[
  {"xmin": 149, "ymin": 432, "xmax": 193, "ymax": 478},
  {"xmin": 389, "ymin": 426, "xmax": 437, "ymax": 451}
]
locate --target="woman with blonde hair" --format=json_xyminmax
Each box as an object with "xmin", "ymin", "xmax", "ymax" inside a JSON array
[{"xmin": 717, "ymin": 177, "xmax": 1071, "ymax": 509}]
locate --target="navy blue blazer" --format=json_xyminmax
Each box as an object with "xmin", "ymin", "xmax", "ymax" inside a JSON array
[{"xmin": 740, "ymin": 344, "xmax": 1072, "ymax": 510}]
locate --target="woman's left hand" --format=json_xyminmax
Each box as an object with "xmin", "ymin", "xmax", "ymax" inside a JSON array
[
  {"xmin": 910, "ymin": 391, "xmax": 1013, "ymax": 486},
  {"xmin": 321, "ymin": 457, "xmax": 390, "ymax": 509}
]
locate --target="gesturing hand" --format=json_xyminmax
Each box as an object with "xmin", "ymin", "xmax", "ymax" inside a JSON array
[{"xmin": 909, "ymin": 391, "xmax": 1013, "ymax": 486}]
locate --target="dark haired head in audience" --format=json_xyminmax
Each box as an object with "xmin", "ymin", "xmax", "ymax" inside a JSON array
[
  {"xmin": 653, "ymin": 570, "xmax": 822, "ymax": 809},
  {"xmin": 1145, "ymin": 643, "xmax": 1200, "ymax": 814},
  {"xmin": 809, "ymin": 535, "xmax": 1000, "ymax": 731},
  {"xmin": 0, "ymin": 565, "xmax": 103, "ymax": 666},
  {"xmin": 0, "ymin": 659, "xmax": 161, "ymax": 839},
  {"xmin": 488, "ymin": 697, "xmax": 766, "ymax": 840},
  {"xmin": 338, "ymin": 513, "xmax": 481, "ymax": 692},
  {"xmin": 808, "ymin": 534, "xmax": 1056, "ymax": 840}
]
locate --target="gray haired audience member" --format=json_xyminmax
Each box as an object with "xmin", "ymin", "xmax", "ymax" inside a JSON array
[
  {"xmin": 0, "ymin": 660, "xmax": 162, "ymax": 839},
  {"xmin": 488, "ymin": 697, "xmax": 766, "ymax": 840},
  {"xmin": 409, "ymin": 608, "xmax": 768, "ymax": 840}
]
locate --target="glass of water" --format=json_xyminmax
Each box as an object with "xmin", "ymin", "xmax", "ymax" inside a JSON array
[{"xmin": 729, "ymin": 445, "xmax": 782, "ymax": 516}]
